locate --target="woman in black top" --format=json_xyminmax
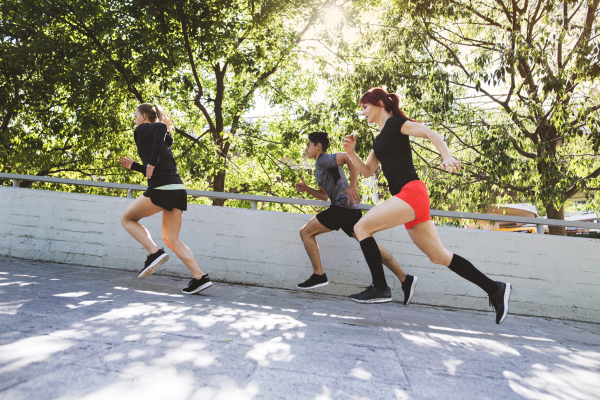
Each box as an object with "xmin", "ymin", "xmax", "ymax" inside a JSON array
[
  {"xmin": 118, "ymin": 103, "xmax": 212, "ymax": 295},
  {"xmin": 343, "ymin": 88, "xmax": 511, "ymax": 324}
]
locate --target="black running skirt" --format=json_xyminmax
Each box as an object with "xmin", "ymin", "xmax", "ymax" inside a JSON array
[{"xmin": 143, "ymin": 188, "xmax": 188, "ymax": 211}]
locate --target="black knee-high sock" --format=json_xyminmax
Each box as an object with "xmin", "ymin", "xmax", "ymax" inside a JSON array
[
  {"xmin": 448, "ymin": 254, "xmax": 498, "ymax": 295},
  {"xmin": 359, "ymin": 237, "xmax": 388, "ymax": 291}
]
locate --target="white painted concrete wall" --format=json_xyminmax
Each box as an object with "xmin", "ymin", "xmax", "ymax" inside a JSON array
[{"xmin": 1, "ymin": 187, "xmax": 599, "ymax": 323}]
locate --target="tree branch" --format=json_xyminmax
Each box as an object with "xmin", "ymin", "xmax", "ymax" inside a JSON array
[
  {"xmin": 1, "ymin": 106, "xmax": 17, "ymax": 132},
  {"xmin": 565, "ymin": 165, "xmax": 600, "ymax": 199},
  {"xmin": 563, "ymin": 0, "xmax": 599, "ymax": 66},
  {"xmin": 500, "ymin": 126, "xmax": 537, "ymax": 158},
  {"xmin": 176, "ymin": 0, "xmax": 216, "ymax": 132},
  {"xmin": 447, "ymin": 0, "xmax": 510, "ymax": 31},
  {"xmin": 230, "ymin": 6, "xmax": 321, "ymax": 133},
  {"xmin": 60, "ymin": 3, "xmax": 145, "ymax": 102},
  {"xmin": 468, "ymin": 171, "xmax": 534, "ymax": 192},
  {"xmin": 176, "ymin": 129, "xmax": 211, "ymax": 160}
]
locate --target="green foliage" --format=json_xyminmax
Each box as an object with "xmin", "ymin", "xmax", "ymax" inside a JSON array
[
  {"xmin": 3, "ymin": 0, "xmax": 598, "ymax": 230},
  {"xmin": 321, "ymin": 0, "xmax": 600, "ymax": 234},
  {"xmin": 0, "ymin": 0, "xmax": 135, "ymax": 183},
  {"xmin": 1, "ymin": 0, "xmax": 333, "ymax": 211},
  {"xmin": 567, "ymin": 231, "xmax": 600, "ymax": 239}
]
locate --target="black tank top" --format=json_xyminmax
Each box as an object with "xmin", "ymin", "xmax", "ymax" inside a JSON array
[{"xmin": 372, "ymin": 116, "xmax": 419, "ymax": 195}]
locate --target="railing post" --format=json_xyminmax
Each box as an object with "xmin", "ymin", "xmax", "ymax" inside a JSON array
[
  {"xmin": 127, "ymin": 189, "xmax": 133, "ymax": 199},
  {"xmin": 251, "ymin": 200, "xmax": 258, "ymax": 210},
  {"xmin": 536, "ymin": 224, "xmax": 544, "ymax": 235},
  {"xmin": 12, "ymin": 179, "xmax": 19, "ymax": 188}
]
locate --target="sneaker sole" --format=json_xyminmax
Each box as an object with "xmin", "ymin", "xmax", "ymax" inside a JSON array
[
  {"xmin": 498, "ymin": 283, "xmax": 511, "ymax": 324},
  {"xmin": 138, "ymin": 253, "xmax": 169, "ymax": 279},
  {"xmin": 350, "ymin": 297, "xmax": 393, "ymax": 304},
  {"xmin": 405, "ymin": 276, "xmax": 418, "ymax": 306},
  {"xmin": 182, "ymin": 281, "xmax": 213, "ymax": 295},
  {"xmin": 297, "ymin": 281, "xmax": 329, "ymax": 290}
]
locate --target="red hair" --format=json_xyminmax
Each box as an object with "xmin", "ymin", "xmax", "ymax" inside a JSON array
[{"xmin": 360, "ymin": 87, "xmax": 418, "ymax": 122}]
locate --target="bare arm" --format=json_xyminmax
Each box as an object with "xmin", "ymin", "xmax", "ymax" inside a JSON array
[
  {"xmin": 401, "ymin": 121, "xmax": 461, "ymax": 173},
  {"xmin": 336, "ymin": 153, "xmax": 361, "ymax": 205},
  {"xmin": 343, "ymin": 135, "xmax": 380, "ymax": 178},
  {"xmin": 295, "ymin": 177, "xmax": 329, "ymax": 201},
  {"xmin": 336, "ymin": 153, "xmax": 357, "ymax": 186},
  {"xmin": 306, "ymin": 186, "xmax": 329, "ymax": 201}
]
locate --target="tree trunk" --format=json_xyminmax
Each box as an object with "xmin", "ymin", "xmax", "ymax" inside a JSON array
[
  {"xmin": 546, "ymin": 203, "xmax": 566, "ymax": 236},
  {"xmin": 211, "ymin": 139, "xmax": 230, "ymax": 207},
  {"xmin": 212, "ymin": 170, "xmax": 226, "ymax": 206}
]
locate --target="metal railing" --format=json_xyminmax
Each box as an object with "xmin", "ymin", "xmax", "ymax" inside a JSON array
[{"xmin": 2, "ymin": 173, "xmax": 599, "ymax": 235}]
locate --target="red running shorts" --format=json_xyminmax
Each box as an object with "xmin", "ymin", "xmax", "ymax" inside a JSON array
[{"xmin": 394, "ymin": 180, "xmax": 431, "ymax": 229}]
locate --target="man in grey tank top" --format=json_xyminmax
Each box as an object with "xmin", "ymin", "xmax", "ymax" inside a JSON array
[{"xmin": 295, "ymin": 132, "xmax": 415, "ymax": 301}]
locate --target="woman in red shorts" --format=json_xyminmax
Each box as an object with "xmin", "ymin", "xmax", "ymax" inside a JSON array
[{"xmin": 343, "ymin": 87, "xmax": 511, "ymax": 324}]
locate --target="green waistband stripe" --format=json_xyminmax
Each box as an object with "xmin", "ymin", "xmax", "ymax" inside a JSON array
[{"xmin": 154, "ymin": 184, "xmax": 186, "ymax": 190}]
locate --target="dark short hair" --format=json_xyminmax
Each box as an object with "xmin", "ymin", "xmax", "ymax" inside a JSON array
[{"xmin": 307, "ymin": 131, "xmax": 329, "ymax": 152}]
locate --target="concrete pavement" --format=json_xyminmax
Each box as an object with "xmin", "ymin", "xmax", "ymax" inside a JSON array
[{"xmin": 0, "ymin": 256, "xmax": 599, "ymax": 400}]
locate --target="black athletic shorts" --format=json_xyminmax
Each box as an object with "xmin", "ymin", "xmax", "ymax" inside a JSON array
[
  {"xmin": 316, "ymin": 205, "xmax": 362, "ymax": 237},
  {"xmin": 143, "ymin": 188, "xmax": 188, "ymax": 211}
]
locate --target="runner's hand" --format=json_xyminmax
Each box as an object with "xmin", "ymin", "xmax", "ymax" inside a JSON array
[
  {"xmin": 146, "ymin": 165, "xmax": 155, "ymax": 179},
  {"xmin": 295, "ymin": 177, "xmax": 308, "ymax": 193},
  {"xmin": 342, "ymin": 185, "xmax": 361, "ymax": 206},
  {"xmin": 343, "ymin": 134, "xmax": 357, "ymax": 154},
  {"xmin": 440, "ymin": 157, "xmax": 461, "ymax": 173},
  {"xmin": 118, "ymin": 156, "xmax": 133, "ymax": 170}
]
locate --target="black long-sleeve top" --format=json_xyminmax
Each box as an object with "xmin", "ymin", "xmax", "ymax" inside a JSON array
[{"xmin": 130, "ymin": 122, "xmax": 183, "ymax": 189}]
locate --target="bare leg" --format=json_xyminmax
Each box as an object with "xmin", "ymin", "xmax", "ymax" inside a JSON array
[
  {"xmin": 121, "ymin": 196, "xmax": 163, "ymax": 254},
  {"xmin": 407, "ymin": 220, "xmax": 501, "ymax": 300},
  {"xmin": 354, "ymin": 196, "xmax": 505, "ymax": 319},
  {"xmin": 354, "ymin": 196, "xmax": 452, "ymax": 267},
  {"xmin": 353, "ymin": 196, "xmax": 422, "ymax": 290},
  {"xmin": 354, "ymin": 196, "xmax": 417, "ymax": 240},
  {"xmin": 406, "ymin": 221, "xmax": 453, "ymax": 266},
  {"xmin": 352, "ymin": 233, "xmax": 407, "ymax": 282},
  {"xmin": 162, "ymin": 208, "xmax": 204, "ymax": 279},
  {"xmin": 380, "ymin": 246, "xmax": 407, "ymax": 283},
  {"xmin": 299, "ymin": 217, "xmax": 332, "ymax": 275}
]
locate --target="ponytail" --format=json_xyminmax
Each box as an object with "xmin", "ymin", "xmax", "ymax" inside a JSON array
[
  {"xmin": 360, "ymin": 88, "xmax": 418, "ymax": 122},
  {"xmin": 136, "ymin": 102, "xmax": 175, "ymax": 132}
]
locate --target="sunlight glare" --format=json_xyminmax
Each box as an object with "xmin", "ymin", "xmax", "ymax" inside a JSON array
[
  {"xmin": 246, "ymin": 336, "xmax": 293, "ymax": 366},
  {"xmin": 429, "ymin": 325, "xmax": 493, "ymax": 336},
  {"xmin": 505, "ymin": 364, "xmax": 600, "ymax": 400},
  {"xmin": 443, "ymin": 358, "xmax": 464, "ymax": 375},
  {"xmin": 0, "ymin": 335, "xmax": 73, "ymax": 372},
  {"xmin": 54, "ymin": 291, "xmax": 89, "ymax": 297},
  {"xmin": 323, "ymin": 6, "xmax": 344, "ymax": 29},
  {"xmin": 349, "ymin": 361, "xmax": 372, "ymax": 380}
]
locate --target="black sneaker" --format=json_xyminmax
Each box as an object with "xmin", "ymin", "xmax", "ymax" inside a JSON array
[
  {"xmin": 297, "ymin": 273, "xmax": 328, "ymax": 289},
  {"xmin": 182, "ymin": 275, "xmax": 213, "ymax": 295},
  {"xmin": 401, "ymin": 275, "xmax": 418, "ymax": 306},
  {"xmin": 138, "ymin": 248, "xmax": 169, "ymax": 279},
  {"xmin": 349, "ymin": 285, "xmax": 392, "ymax": 304},
  {"xmin": 489, "ymin": 281, "xmax": 511, "ymax": 324}
]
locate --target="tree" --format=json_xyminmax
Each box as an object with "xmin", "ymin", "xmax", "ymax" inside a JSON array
[
  {"xmin": 4, "ymin": 0, "xmax": 332, "ymax": 206},
  {"xmin": 328, "ymin": 0, "xmax": 600, "ymax": 235},
  {"xmin": 0, "ymin": 0, "xmax": 134, "ymax": 186}
]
